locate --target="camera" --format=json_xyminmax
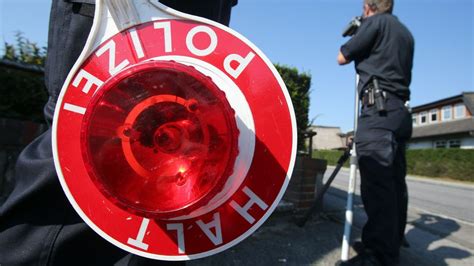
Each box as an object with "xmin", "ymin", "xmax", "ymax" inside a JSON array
[{"xmin": 342, "ymin": 16, "xmax": 363, "ymax": 37}]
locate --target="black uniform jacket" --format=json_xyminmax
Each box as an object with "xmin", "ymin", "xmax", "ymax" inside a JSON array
[{"xmin": 341, "ymin": 13, "xmax": 414, "ymax": 101}]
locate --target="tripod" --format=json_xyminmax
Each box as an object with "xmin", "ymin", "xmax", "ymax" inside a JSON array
[
  {"xmin": 340, "ymin": 75, "xmax": 360, "ymax": 261},
  {"xmin": 295, "ymin": 147, "xmax": 351, "ymax": 228},
  {"xmin": 296, "ymin": 75, "xmax": 360, "ymax": 262}
]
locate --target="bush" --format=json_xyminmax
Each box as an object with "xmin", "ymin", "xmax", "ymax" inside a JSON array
[
  {"xmin": 3, "ymin": 32, "xmax": 46, "ymax": 66},
  {"xmin": 406, "ymin": 149, "xmax": 474, "ymax": 181},
  {"xmin": 1, "ymin": 33, "xmax": 47, "ymax": 122},
  {"xmin": 1, "ymin": 35, "xmax": 314, "ymax": 139},
  {"xmin": 312, "ymin": 150, "xmax": 349, "ymax": 168},
  {"xmin": 274, "ymin": 64, "xmax": 311, "ymax": 152},
  {"xmin": 313, "ymin": 149, "xmax": 474, "ymax": 182},
  {"xmin": 0, "ymin": 66, "xmax": 47, "ymax": 121}
]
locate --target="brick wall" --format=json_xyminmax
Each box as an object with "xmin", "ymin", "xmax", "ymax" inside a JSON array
[{"xmin": 283, "ymin": 156, "xmax": 327, "ymax": 212}]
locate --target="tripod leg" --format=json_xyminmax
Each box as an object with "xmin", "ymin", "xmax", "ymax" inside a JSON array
[{"xmin": 296, "ymin": 149, "xmax": 350, "ymax": 227}]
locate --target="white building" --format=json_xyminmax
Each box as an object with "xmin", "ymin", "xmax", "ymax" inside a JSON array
[
  {"xmin": 409, "ymin": 92, "xmax": 474, "ymax": 149},
  {"xmin": 307, "ymin": 125, "xmax": 347, "ymax": 150}
]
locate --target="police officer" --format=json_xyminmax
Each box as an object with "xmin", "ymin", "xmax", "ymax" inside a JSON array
[
  {"xmin": 337, "ymin": 0, "xmax": 414, "ymax": 265},
  {"xmin": 0, "ymin": 1, "xmax": 236, "ymax": 265}
]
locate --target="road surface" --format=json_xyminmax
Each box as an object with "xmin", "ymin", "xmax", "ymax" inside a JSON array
[
  {"xmin": 326, "ymin": 166, "xmax": 474, "ymax": 224},
  {"xmin": 324, "ymin": 166, "xmax": 474, "ymax": 265}
]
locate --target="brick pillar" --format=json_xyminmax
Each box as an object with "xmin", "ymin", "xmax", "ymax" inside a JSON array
[{"xmin": 283, "ymin": 156, "xmax": 327, "ymax": 212}]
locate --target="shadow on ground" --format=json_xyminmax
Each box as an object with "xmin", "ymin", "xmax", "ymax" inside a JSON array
[
  {"xmin": 191, "ymin": 185, "xmax": 473, "ymax": 265},
  {"xmin": 326, "ymin": 185, "xmax": 473, "ymax": 266},
  {"xmin": 402, "ymin": 214, "xmax": 472, "ymax": 266}
]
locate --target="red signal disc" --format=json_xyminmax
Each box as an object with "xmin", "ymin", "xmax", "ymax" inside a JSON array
[
  {"xmin": 80, "ymin": 61, "xmax": 239, "ymax": 219},
  {"xmin": 53, "ymin": 19, "xmax": 296, "ymax": 260}
]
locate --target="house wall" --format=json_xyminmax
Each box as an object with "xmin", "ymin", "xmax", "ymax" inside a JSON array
[
  {"xmin": 408, "ymin": 135, "xmax": 474, "ymax": 149},
  {"xmin": 412, "ymin": 101, "xmax": 471, "ymax": 128},
  {"xmin": 307, "ymin": 126, "xmax": 345, "ymax": 150},
  {"xmin": 461, "ymin": 137, "xmax": 474, "ymax": 149},
  {"xmin": 408, "ymin": 140, "xmax": 432, "ymax": 149}
]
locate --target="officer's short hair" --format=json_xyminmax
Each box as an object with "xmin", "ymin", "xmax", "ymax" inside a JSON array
[{"xmin": 365, "ymin": 0, "xmax": 394, "ymax": 14}]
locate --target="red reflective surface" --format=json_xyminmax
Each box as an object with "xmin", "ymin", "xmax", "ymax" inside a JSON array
[{"xmin": 80, "ymin": 61, "xmax": 239, "ymax": 218}]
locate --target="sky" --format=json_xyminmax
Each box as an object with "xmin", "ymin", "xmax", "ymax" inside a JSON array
[{"xmin": 1, "ymin": 0, "xmax": 473, "ymax": 132}]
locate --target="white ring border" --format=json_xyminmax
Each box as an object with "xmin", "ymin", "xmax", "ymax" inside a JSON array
[{"xmin": 52, "ymin": 0, "xmax": 298, "ymax": 261}]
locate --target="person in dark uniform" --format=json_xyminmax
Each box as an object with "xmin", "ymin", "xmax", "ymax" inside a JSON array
[
  {"xmin": 0, "ymin": 1, "xmax": 237, "ymax": 265},
  {"xmin": 337, "ymin": 0, "xmax": 414, "ymax": 265}
]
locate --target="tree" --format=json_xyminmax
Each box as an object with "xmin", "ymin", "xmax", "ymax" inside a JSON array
[
  {"xmin": 0, "ymin": 34, "xmax": 313, "ymax": 149},
  {"xmin": 3, "ymin": 32, "xmax": 47, "ymax": 66},
  {"xmin": 274, "ymin": 64, "xmax": 311, "ymax": 152},
  {"xmin": 0, "ymin": 33, "xmax": 48, "ymax": 122}
]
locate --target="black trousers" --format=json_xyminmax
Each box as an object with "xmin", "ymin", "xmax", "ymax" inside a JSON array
[
  {"xmin": 0, "ymin": 1, "xmax": 234, "ymax": 265},
  {"xmin": 355, "ymin": 94, "xmax": 412, "ymax": 265}
]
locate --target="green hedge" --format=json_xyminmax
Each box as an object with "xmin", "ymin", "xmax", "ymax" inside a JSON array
[
  {"xmin": 406, "ymin": 149, "xmax": 474, "ymax": 182},
  {"xmin": 1, "ymin": 33, "xmax": 47, "ymax": 122},
  {"xmin": 0, "ymin": 65, "xmax": 47, "ymax": 122},
  {"xmin": 312, "ymin": 150, "xmax": 349, "ymax": 167},
  {"xmin": 274, "ymin": 64, "xmax": 311, "ymax": 152},
  {"xmin": 313, "ymin": 149, "xmax": 474, "ymax": 182}
]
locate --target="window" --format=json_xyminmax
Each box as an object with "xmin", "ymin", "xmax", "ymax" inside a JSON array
[
  {"xmin": 430, "ymin": 109, "xmax": 438, "ymax": 123},
  {"xmin": 420, "ymin": 112, "xmax": 428, "ymax": 124},
  {"xmin": 449, "ymin": 140, "xmax": 461, "ymax": 148},
  {"xmin": 434, "ymin": 140, "xmax": 447, "ymax": 148},
  {"xmin": 454, "ymin": 103, "xmax": 465, "ymax": 119},
  {"xmin": 442, "ymin": 106, "xmax": 452, "ymax": 121},
  {"xmin": 412, "ymin": 114, "xmax": 417, "ymax": 126}
]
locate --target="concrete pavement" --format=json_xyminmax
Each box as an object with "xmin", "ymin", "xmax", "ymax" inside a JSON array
[
  {"xmin": 189, "ymin": 213, "xmax": 345, "ymax": 266},
  {"xmin": 189, "ymin": 205, "xmax": 473, "ymax": 265},
  {"xmin": 189, "ymin": 167, "xmax": 474, "ymax": 265}
]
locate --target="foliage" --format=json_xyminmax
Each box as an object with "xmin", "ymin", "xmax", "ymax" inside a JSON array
[
  {"xmin": 0, "ymin": 67, "xmax": 47, "ymax": 121},
  {"xmin": 312, "ymin": 149, "xmax": 474, "ymax": 182},
  {"xmin": 312, "ymin": 150, "xmax": 349, "ymax": 167},
  {"xmin": 1, "ymin": 33, "xmax": 47, "ymax": 121},
  {"xmin": 3, "ymin": 32, "xmax": 47, "ymax": 66},
  {"xmin": 0, "ymin": 34, "xmax": 315, "ymax": 134},
  {"xmin": 274, "ymin": 64, "xmax": 311, "ymax": 152},
  {"xmin": 406, "ymin": 148, "xmax": 474, "ymax": 182}
]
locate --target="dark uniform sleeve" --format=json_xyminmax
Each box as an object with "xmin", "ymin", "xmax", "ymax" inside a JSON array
[
  {"xmin": 160, "ymin": 0, "xmax": 237, "ymax": 26},
  {"xmin": 340, "ymin": 18, "xmax": 379, "ymax": 62}
]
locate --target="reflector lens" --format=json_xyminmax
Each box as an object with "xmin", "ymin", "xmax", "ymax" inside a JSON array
[{"xmin": 81, "ymin": 61, "xmax": 239, "ymax": 218}]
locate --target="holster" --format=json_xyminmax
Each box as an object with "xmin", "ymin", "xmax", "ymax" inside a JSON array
[{"xmin": 362, "ymin": 78, "xmax": 386, "ymax": 112}]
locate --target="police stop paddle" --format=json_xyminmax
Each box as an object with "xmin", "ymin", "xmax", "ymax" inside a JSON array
[{"xmin": 52, "ymin": 0, "xmax": 297, "ymax": 260}]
